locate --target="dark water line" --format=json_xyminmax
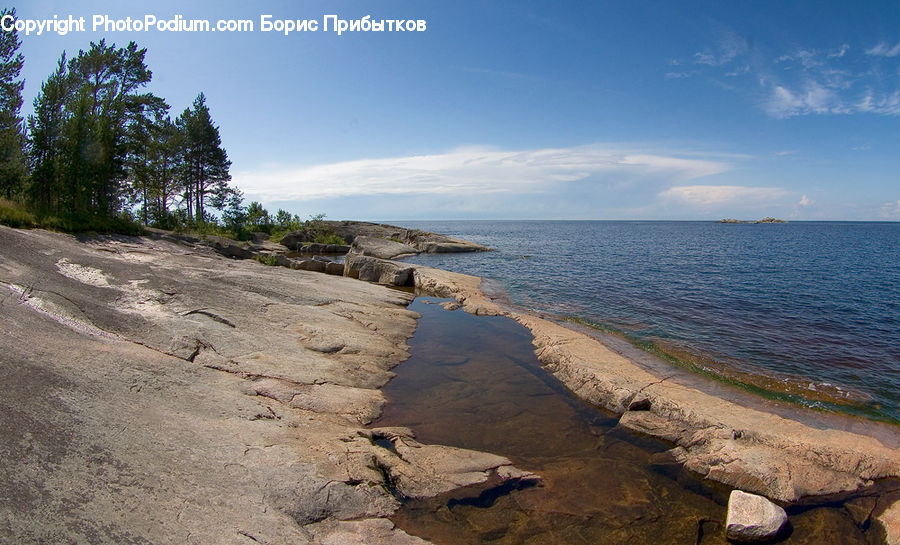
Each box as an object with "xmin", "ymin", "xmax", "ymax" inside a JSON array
[{"xmin": 374, "ymin": 298, "xmax": 880, "ymax": 545}]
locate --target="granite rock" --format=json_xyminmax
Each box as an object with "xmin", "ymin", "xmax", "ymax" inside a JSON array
[{"xmin": 725, "ymin": 490, "xmax": 788, "ymax": 542}]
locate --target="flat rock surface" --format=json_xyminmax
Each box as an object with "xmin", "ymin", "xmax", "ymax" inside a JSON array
[
  {"xmin": 0, "ymin": 226, "xmax": 509, "ymax": 544},
  {"xmin": 350, "ymin": 236, "xmax": 419, "ymax": 260}
]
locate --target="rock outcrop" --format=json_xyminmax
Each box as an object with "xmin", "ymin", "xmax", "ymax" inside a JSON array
[
  {"xmin": 0, "ymin": 226, "xmax": 522, "ymax": 544},
  {"xmin": 280, "ymin": 221, "xmax": 491, "ymax": 256},
  {"xmin": 369, "ymin": 428, "xmax": 539, "ymax": 499},
  {"xmin": 350, "ymin": 236, "xmax": 419, "ymax": 260},
  {"xmin": 725, "ymin": 490, "xmax": 788, "ymax": 542},
  {"xmin": 344, "ymin": 254, "xmax": 415, "ymax": 286}
]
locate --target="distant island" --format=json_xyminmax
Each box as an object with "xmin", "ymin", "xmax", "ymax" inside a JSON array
[{"xmin": 719, "ymin": 217, "xmax": 787, "ymax": 224}]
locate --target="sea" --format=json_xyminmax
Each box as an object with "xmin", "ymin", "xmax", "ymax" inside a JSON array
[{"xmin": 394, "ymin": 221, "xmax": 900, "ymax": 423}]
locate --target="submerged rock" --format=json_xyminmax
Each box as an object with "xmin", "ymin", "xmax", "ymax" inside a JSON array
[
  {"xmin": 879, "ymin": 499, "xmax": 900, "ymax": 545},
  {"xmin": 725, "ymin": 490, "xmax": 788, "ymax": 542}
]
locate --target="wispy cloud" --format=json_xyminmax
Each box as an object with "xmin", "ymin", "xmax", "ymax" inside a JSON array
[
  {"xmin": 659, "ymin": 185, "xmax": 788, "ymax": 207},
  {"xmin": 881, "ymin": 200, "xmax": 900, "ymax": 218},
  {"xmin": 235, "ymin": 145, "xmax": 731, "ymax": 203},
  {"xmin": 866, "ymin": 41, "xmax": 900, "ymax": 57},
  {"xmin": 829, "ymin": 44, "xmax": 850, "ymax": 58},
  {"xmin": 856, "ymin": 89, "xmax": 900, "ymax": 115},
  {"xmin": 693, "ymin": 30, "xmax": 751, "ymax": 66},
  {"xmin": 764, "ymin": 81, "xmax": 852, "ymax": 118},
  {"xmin": 671, "ymin": 33, "xmax": 900, "ymax": 118}
]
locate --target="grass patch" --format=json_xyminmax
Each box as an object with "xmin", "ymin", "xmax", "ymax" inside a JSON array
[
  {"xmin": 1, "ymin": 199, "xmax": 145, "ymax": 235},
  {"xmin": 253, "ymin": 254, "xmax": 278, "ymax": 266},
  {"xmin": 0, "ymin": 199, "xmax": 37, "ymax": 228},
  {"xmin": 314, "ymin": 232, "xmax": 347, "ymax": 245}
]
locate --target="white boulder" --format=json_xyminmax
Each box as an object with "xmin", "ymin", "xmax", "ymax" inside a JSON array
[{"xmin": 725, "ymin": 489, "xmax": 788, "ymax": 542}]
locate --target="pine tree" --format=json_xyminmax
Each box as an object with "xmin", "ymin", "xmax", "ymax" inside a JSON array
[
  {"xmin": 65, "ymin": 40, "xmax": 157, "ymax": 218},
  {"xmin": 0, "ymin": 7, "xmax": 26, "ymax": 200},
  {"xmin": 126, "ymin": 107, "xmax": 182, "ymax": 226},
  {"xmin": 27, "ymin": 54, "xmax": 70, "ymax": 213},
  {"xmin": 176, "ymin": 93, "xmax": 232, "ymax": 223},
  {"xmin": 27, "ymin": 40, "xmax": 164, "ymax": 221}
]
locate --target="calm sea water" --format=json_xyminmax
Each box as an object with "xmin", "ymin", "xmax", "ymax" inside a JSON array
[{"xmin": 395, "ymin": 221, "xmax": 900, "ymax": 422}]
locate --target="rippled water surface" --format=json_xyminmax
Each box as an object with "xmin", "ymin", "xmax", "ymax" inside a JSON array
[{"xmin": 396, "ymin": 221, "xmax": 900, "ymax": 422}]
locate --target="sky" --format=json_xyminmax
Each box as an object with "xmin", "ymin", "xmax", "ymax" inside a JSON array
[{"xmin": 10, "ymin": 0, "xmax": 900, "ymax": 220}]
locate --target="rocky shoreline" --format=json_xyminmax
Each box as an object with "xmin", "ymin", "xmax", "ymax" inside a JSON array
[
  {"xmin": 0, "ymin": 224, "xmax": 511, "ymax": 545},
  {"xmin": 1, "ymin": 222, "xmax": 898, "ymax": 544}
]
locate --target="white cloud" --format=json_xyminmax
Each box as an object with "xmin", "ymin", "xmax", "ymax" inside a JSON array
[
  {"xmin": 693, "ymin": 30, "xmax": 750, "ymax": 67},
  {"xmin": 659, "ymin": 185, "xmax": 788, "ymax": 207},
  {"xmin": 799, "ymin": 195, "xmax": 812, "ymax": 206},
  {"xmin": 828, "ymin": 44, "xmax": 850, "ymax": 58},
  {"xmin": 763, "ymin": 81, "xmax": 851, "ymax": 118},
  {"xmin": 856, "ymin": 89, "xmax": 900, "ymax": 115},
  {"xmin": 673, "ymin": 34, "xmax": 900, "ymax": 118},
  {"xmin": 235, "ymin": 145, "xmax": 731, "ymax": 202},
  {"xmin": 866, "ymin": 41, "xmax": 900, "ymax": 57},
  {"xmin": 881, "ymin": 200, "xmax": 900, "ymax": 218}
]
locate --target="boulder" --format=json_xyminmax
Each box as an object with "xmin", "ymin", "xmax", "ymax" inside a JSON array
[
  {"xmin": 345, "ymin": 255, "xmax": 414, "ymax": 286},
  {"xmin": 351, "ymin": 236, "xmax": 418, "ymax": 260},
  {"xmin": 200, "ymin": 235, "xmax": 254, "ymax": 259},
  {"xmin": 297, "ymin": 259, "xmax": 327, "ymax": 273},
  {"xmin": 272, "ymin": 254, "xmax": 296, "ymax": 268},
  {"xmin": 418, "ymin": 241, "xmax": 485, "ymax": 253},
  {"xmin": 325, "ymin": 262, "xmax": 345, "ymax": 276},
  {"xmin": 279, "ymin": 230, "xmax": 314, "ymax": 250},
  {"xmin": 725, "ymin": 490, "xmax": 788, "ymax": 542},
  {"xmin": 293, "ymin": 242, "xmax": 351, "ymax": 254}
]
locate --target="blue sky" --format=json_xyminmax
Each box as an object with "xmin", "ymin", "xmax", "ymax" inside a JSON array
[{"xmin": 12, "ymin": 0, "xmax": 900, "ymax": 220}]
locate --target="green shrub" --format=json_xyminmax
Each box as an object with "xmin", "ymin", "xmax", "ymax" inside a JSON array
[{"xmin": 315, "ymin": 232, "xmax": 347, "ymax": 245}]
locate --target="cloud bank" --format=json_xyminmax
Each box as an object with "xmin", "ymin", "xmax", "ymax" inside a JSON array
[
  {"xmin": 235, "ymin": 145, "xmax": 730, "ymax": 203},
  {"xmin": 659, "ymin": 185, "xmax": 788, "ymax": 206},
  {"xmin": 231, "ymin": 145, "xmax": 808, "ymax": 219}
]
